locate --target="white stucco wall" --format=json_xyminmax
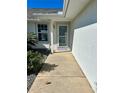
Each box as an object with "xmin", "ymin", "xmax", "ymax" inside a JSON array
[
  {"xmin": 71, "ymin": 0, "xmax": 97, "ymax": 92},
  {"xmin": 72, "ymin": 23, "xmax": 97, "ymax": 92}
]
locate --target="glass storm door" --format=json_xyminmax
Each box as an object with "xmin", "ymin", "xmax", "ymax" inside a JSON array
[{"xmin": 59, "ymin": 26, "xmax": 68, "ymax": 46}]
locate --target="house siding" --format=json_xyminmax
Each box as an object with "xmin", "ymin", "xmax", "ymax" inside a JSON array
[
  {"xmin": 71, "ymin": 0, "xmax": 97, "ymax": 92},
  {"xmin": 27, "ymin": 21, "xmax": 36, "ymax": 33}
]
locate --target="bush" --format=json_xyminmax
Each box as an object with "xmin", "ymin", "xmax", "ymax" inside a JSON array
[
  {"xmin": 27, "ymin": 50, "xmax": 44, "ymax": 73},
  {"xmin": 27, "ymin": 32, "xmax": 38, "ymax": 50},
  {"xmin": 27, "ymin": 32, "xmax": 47, "ymax": 74}
]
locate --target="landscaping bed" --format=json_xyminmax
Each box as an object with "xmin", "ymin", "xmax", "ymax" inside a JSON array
[
  {"xmin": 27, "ymin": 74, "xmax": 36, "ymax": 91},
  {"xmin": 27, "ymin": 32, "xmax": 51, "ymax": 91},
  {"xmin": 27, "ymin": 49, "xmax": 50, "ymax": 91}
]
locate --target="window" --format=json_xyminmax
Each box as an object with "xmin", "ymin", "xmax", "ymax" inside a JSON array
[{"xmin": 38, "ymin": 24, "xmax": 48, "ymax": 41}]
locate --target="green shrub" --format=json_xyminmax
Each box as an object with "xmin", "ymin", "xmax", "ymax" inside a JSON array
[
  {"xmin": 27, "ymin": 32, "xmax": 38, "ymax": 50},
  {"xmin": 27, "ymin": 50, "xmax": 44, "ymax": 73},
  {"xmin": 27, "ymin": 32, "xmax": 47, "ymax": 74}
]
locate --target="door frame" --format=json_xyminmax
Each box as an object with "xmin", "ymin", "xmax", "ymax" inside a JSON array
[{"xmin": 57, "ymin": 23, "xmax": 69, "ymax": 47}]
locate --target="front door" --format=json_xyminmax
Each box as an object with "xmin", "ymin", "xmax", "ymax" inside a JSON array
[
  {"xmin": 59, "ymin": 25, "xmax": 68, "ymax": 47},
  {"xmin": 54, "ymin": 23, "xmax": 70, "ymax": 52}
]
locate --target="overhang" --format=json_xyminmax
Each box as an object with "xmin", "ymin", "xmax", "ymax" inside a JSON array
[
  {"xmin": 63, "ymin": 0, "xmax": 91, "ymax": 20},
  {"xmin": 27, "ymin": 0, "xmax": 91, "ymax": 21}
]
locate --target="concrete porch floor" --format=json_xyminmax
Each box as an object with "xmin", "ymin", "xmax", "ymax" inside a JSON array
[{"xmin": 28, "ymin": 52, "xmax": 94, "ymax": 93}]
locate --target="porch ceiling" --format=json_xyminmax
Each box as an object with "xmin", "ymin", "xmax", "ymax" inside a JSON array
[
  {"xmin": 27, "ymin": 0, "xmax": 92, "ymax": 21},
  {"xmin": 64, "ymin": 0, "xmax": 91, "ymax": 19}
]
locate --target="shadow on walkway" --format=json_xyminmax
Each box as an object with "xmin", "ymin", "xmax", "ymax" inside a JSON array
[{"xmin": 40, "ymin": 63, "xmax": 58, "ymax": 72}]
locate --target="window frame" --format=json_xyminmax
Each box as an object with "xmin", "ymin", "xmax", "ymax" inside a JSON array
[{"xmin": 37, "ymin": 24, "xmax": 48, "ymax": 41}]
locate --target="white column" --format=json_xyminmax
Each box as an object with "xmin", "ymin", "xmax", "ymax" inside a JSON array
[{"xmin": 50, "ymin": 20, "xmax": 54, "ymax": 53}]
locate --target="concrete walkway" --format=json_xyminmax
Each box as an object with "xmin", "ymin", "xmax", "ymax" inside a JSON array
[{"xmin": 28, "ymin": 52, "xmax": 94, "ymax": 93}]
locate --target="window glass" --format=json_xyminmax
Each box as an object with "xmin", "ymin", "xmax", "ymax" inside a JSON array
[
  {"xmin": 38, "ymin": 33, "xmax": 42, "ymax": 41},
  {"xmin": 41, "ymin": 33, "xmax": 48, "ymax": 41},
  {"xmin": 59, "ymin": 26, "xmax": 67, "ymax": 46},
  {"xmin": 38, "ymin": 24, "xmax": 48, "ymax": 41},
  {"xmin": 59, "ymin": 26, "xmax": 67, "ymax": 36}
]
